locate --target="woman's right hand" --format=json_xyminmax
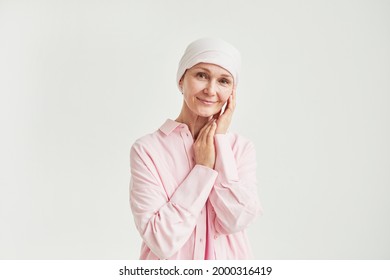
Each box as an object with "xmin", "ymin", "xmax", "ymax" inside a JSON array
[{"xmin": 193, "ymin": 120, "xmax": 217, "ymax": 169}]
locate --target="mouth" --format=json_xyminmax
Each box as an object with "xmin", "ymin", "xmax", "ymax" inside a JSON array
[{"xmin": 196, "ymin": 97, "xmax": 217, "ymax": 105}]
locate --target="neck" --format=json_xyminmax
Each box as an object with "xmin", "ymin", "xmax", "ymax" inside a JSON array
[{"xmin": 175, "ymin": 101, "xmax": 211, "ymax": 139}]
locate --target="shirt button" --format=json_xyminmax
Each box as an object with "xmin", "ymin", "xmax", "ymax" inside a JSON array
[
  {"xmin": 186, "ymin": 132, "xmax": 190, "ymax": 137},
  {"xmin": 214, "ymin": 235, "xmax": 218, "ymax": 239},
  {"xmin": 199, "ymin": 238, "xmax": 203, "ymax": 242}
]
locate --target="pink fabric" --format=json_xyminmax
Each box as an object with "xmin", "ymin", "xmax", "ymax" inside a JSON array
[{"xmin": 129, "ymin": 119, "xmax": 262, "ymax": 259}]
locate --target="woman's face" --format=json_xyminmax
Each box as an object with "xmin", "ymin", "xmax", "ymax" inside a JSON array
[{"xmin": 179, "ymin": 63, "xmax": 234, "ymax": 118}]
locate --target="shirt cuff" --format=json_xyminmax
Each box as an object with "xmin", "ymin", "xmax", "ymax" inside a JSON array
[
  {"xmin": 214, "ymin": 134, "xmax": 239, "ymax": 183},
  {"xmin": 170, "ymin": 164, "xmax": 218, "ymax": 215}
]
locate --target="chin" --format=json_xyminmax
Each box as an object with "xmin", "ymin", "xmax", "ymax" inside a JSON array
[
  {"xmin": 188, "ymin": 103, "xmax": 222, "ymax": 118},
  {"xmin": 195, "ymin": 109, "xmax": 218, "ymax": 118}
]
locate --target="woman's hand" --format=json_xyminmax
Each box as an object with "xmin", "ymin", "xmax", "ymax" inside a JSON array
[
  {"xmin": 214, "ymin": 87, "xmax": 236, "ymax": 134},
  {"xmin": 193, "ymin": 119, "xmax": 217, "ymax": 169}
]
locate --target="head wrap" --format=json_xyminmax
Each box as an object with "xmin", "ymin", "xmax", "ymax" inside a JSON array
[{"xmin": 176, "ymin": 37, "xmax": 241, "ymax": 90}]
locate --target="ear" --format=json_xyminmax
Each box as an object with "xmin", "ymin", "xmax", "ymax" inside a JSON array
[{"xmin": 179, "ymin": 79, "xmax": 183, "ymax": 92}]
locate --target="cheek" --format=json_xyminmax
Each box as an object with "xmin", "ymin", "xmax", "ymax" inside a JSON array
[
  {"xmin": 182, "ymin": 88, "xmax": 198, "ymax": 106},
  {"xmin": 219, "ymin": 91, "xmax": 232, "ymax": 103},
  {"xmin": 183, "ymin": 80, "xmax": 202, "ymax": 96}
]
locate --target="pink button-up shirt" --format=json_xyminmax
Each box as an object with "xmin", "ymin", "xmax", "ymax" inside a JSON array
[{"xmin": 129, "ymin": 119, "xmax": 261, "ymax": 259}]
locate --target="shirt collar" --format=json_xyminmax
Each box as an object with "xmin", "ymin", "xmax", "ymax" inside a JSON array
[{"xmin": 159, "ymin": 119, "xmax": 183, "ymax": 136}]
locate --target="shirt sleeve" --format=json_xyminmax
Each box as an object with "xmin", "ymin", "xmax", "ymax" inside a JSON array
[
  {"xmin": 130, "ymin": 141, "xmax": 218, "ymax": 259},
  {"xmin": 209, "ymin": 134, "xmax": 262, "ymax": 235}
]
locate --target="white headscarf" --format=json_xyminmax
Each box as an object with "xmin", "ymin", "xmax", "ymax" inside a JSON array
[{"xmin": 176, "ymin": 37, "xmax": 241, "ymax": 90}]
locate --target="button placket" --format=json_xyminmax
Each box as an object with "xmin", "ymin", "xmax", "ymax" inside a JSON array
[
  {"xmin": 181, "ymin": 127, "xmax": 194, "ymax": 168},
  {"xmin": 193, "ymin": 207, "xmax": 207, "ymax": 259}
]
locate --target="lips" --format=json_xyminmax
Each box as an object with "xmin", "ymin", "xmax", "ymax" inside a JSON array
[{"xmin": 197, "ymin": 97, "xmax": 217, "ymax": 105}]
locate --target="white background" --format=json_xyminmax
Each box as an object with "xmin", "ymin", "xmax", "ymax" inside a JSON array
[{"xmin": 0, "ymin": 0, "xmax": 389, "ymax": 259}]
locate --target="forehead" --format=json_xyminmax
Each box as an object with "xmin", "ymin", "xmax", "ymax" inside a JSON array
[{"xmin": 189, "ymin": 62, "xmax": 233, "ymax": 78}]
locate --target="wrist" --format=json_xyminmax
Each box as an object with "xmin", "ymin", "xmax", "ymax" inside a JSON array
[
  {"xmin": 215, "ymin": 128, "xmax": 227, "ymax": 134},
  {"xmin": 196, "ymin": 162, "xmax": 214, "ymax": 169}
]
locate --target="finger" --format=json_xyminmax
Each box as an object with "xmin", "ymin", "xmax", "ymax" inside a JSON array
[
  {"xmin": 213, "ymin": 109, "xmax": 222, "ymax": 120},
  {"xmin": 196, "ymin": 119, "xmax": 213, "ymax": 141},
  {"xmin": 221, "ymin": 96, "xmax": 232, "ymax": 116},
  {"xmin": 227, "ymin": 87, "xmax": 236, "ymax": 107},
  {"xmin": 232, "ymin": 87, "xmax": 236, "ymax": 108},
  {"xmin": 227, "ymin": 91, "xmax": 236, "ymax": 111},
  {"xmin": 202, "ymin": 120, "xmax": 214, "ymax": 140},
  {"xmin": 207, "ymin": 120, "xmax": 217, "ymax": 144},
  {"xmin": 200, "ymin": 119, "xmax": 213, "ymax": 133}
]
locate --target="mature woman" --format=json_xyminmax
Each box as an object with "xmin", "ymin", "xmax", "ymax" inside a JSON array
[{"xmin": 129, "ymin": 38, "xmax": 261, "ymax": 260}]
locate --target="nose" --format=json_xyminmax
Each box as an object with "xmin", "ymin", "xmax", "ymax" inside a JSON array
[{"xmin": 204, "ymin": 81, "xmax": 217, "ymax": 96}]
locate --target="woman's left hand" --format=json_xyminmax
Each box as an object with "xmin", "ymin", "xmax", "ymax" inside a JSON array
[{"xmin": 214, "ymin": 87, "xmax": 236, "ymax": 134}]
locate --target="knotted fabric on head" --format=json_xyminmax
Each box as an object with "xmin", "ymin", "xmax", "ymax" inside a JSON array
[{"xmin": 176, "ymin": 37, "xmax": 241, "ymax": 90}]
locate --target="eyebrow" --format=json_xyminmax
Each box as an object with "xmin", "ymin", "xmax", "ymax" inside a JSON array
[{"xmin": 193, "ymin": 67, "xmax": 233, "ymax": 79}]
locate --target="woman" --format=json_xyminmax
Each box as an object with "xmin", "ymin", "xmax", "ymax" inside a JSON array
[{"xmin": 129, "ymin": 38, "xmax": 261, "ymax": 260}]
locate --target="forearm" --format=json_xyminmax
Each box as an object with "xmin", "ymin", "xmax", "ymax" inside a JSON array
[
  {"xmin": 209, "ymin": 134, "xmax": 261, "ymax": 234},
  {"xmin": 131, "ymin": 146, "xmax": 218, "ymax": 259}
]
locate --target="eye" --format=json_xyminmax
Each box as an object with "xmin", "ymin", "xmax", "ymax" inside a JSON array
[
  {"xmin": 196, "ymin": 72, "xmax": 208, "ymax": 79},
  {"xmin": 219, "ymin": 78, "xmax": 231, "ymax": 85}
]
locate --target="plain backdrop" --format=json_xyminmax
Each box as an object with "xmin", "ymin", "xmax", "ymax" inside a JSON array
[{"xmin": 0, "ymin": 0, "xmax": 389, "ymax": 259}]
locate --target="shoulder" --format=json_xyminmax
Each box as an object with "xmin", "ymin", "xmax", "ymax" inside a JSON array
[
  {"xmin": 130, "ymin": 129, "xmax": 163, "ymax": 155},
  {"xmin": 131, "ymin": 119, "xmax": 180, "ymax": 152}
]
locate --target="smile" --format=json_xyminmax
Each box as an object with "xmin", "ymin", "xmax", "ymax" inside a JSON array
[{"xmin": 196, "ymin": 97, "xmax": 217, "ymax": 105}]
